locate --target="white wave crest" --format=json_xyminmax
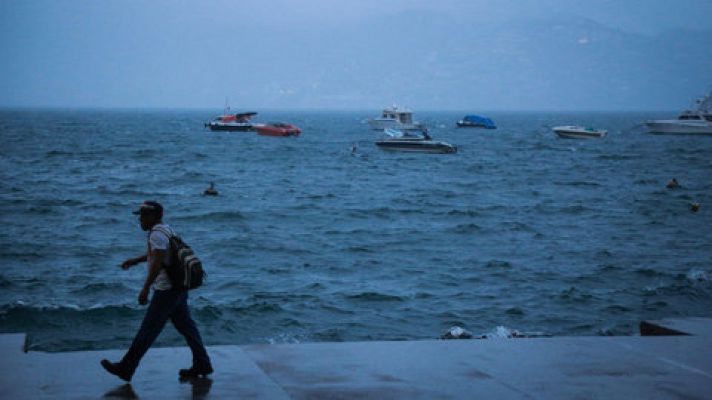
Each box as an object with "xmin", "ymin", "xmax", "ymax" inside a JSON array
[
  {"xmin": 481, "ymin": 325, "xmax": 521, "ymax": 339},
  {"xmin": 266, "ymin": 333, "xmax": 303, "ymax": 345},
  {"xmin": 687, "ymin": 269, "xmax": 709, "ymax": 282},
  {"xmin": 479, "ymin": 325, "xmax": 550, "ymax": 339}
]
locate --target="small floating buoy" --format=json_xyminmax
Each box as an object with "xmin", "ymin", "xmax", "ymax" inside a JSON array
[
  {"xmin": 690, "ymin": 202, "xmax": 700, "ymax": 212},
  {"xmin": 204, "ymin": 182, "xmax": 218, "ymax": 196},
  {"xmin": 666, "ymin": 178, "xmax": 680, "ymax": 189}
]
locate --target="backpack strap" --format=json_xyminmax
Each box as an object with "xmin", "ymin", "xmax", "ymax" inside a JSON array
[
  {"xmin": 150, "ymin": 226, "xmax": 175, "ymax": 268},
  {"xmin": 151, "ymin": 226, "xmax": 173, "ymax": 240},
  {"xmin": 153, "ymin": 225, "xmax": 181, "ymax": 247}
]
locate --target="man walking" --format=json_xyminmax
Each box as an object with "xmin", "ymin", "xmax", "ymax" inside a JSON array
[{"xmin": 101, "ymin": 200, "xmax": 213, "ymax": 381}]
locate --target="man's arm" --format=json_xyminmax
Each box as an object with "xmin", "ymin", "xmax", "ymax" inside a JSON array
[
  {"xmin": 121, "ymin": 254, "xmax": 148, "ymax": 270},
  {"xmin": 138, "ymin": 249, "xmax": 165, "ymax": 305}
]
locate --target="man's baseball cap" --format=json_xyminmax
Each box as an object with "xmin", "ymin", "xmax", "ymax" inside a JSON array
[{"xmin": 132, "ymin": 200, "xmax": 163, "ymax": 217}]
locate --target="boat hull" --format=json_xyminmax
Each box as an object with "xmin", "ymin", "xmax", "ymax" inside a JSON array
[
  {"xmin": 645, "ymin": 120, "xmax": 712, "ymax": 135},
  {"xmin": 206, "ymin": 122, "xmax": 255, "ymax": 132},
  {"xmin": 368, "ymin": 119, "xmax": 425, "ymax": 131},
  {"xmin": 554, "ymin": 131, "xmax": 606, "ymax": 139},
  {"xmin": 375, "ymin": 140, "xmax": 457, "ymax": 154},
  {"xmin": 255, "ymin": 126, "xmax": 301, "ymax": 137},
  {"xmin": 456, "ymin": 121, "xmax": 496, "ymax": 129},
  {"xmin": 553, "ymin": 126, "xmax": 606, "ymax": 139}
]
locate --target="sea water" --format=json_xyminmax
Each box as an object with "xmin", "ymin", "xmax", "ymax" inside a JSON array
[{"xmin": 1, "ymin": 109, "xmax": 711, "ymax": 352}]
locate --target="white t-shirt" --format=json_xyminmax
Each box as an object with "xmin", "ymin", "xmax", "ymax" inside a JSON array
[{"xmin": 148, "ymin": 223, "xmax": 174, "ymax": 291}]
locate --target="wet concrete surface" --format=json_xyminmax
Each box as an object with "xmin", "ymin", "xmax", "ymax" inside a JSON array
[{"xmin": 1, "ymin": 319, "xmax": 711, "ymax": 399}]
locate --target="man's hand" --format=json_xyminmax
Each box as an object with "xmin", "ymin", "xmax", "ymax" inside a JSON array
[
  {"xmin": 121, "ymin": 258, "xmax": 137, "ymax": 270},
  {"xmin": 138, "ymin": 288, "xmax": 149, "ymax": 305}
]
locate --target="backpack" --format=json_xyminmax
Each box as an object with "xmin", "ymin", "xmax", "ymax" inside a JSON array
[{"xmin": 153, "ymin": 227, "xmax": 205, "ymax": 290}]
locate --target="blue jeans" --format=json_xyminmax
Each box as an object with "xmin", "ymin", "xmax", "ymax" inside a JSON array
[{"xmin": 120, "ymin": 289, "xmax": 211, "ymax": 373}]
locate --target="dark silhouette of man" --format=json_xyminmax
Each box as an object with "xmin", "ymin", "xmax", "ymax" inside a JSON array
[{"xmin": 101, "ymin": 201, "xmax": 212, "ymax": 381}]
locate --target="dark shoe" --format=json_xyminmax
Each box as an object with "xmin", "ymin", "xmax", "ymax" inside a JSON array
[
  {"xmin": 179, "ymin": 364, "xmax": 214, "ymax": 378},
  {"xmin": 101, "ymin": 359, "xmax": 133, "ymax": 382}
]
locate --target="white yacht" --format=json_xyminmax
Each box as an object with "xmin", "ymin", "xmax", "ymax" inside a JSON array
[
  {"xmin": 368, "ymin": 105, "xmax": 426, "ymax": 131},
  {"xmin": 645, "ymin": 90, "xmax": 712, "ymax": 135},
  {"xmin": 553, "ymin": 126, "xmax": 607, "ymax": 139}
]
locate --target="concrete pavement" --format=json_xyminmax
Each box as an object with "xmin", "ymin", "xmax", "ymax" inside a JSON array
[{"xmin": 1, "ymin": 318, "xmax": 711, "ymax": 399}]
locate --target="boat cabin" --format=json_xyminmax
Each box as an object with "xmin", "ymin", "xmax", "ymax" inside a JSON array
[
  {"xmin": 213, "ymin": 112, "xmax": 257, "ymax": 123},
  {"xmin": 679, "ymin": 111, "xmax": 702, "ymax": 120},
  {"xmin": 381, "ymin": 106, "xmax": 414, "ymax": 124},
  {"xmin": 678, "ymin": 111, "xmax": 712, "ymax": 122},
  {"xmin": 678, "ymin": 91, "xmax": 712, "ymax": 121}
]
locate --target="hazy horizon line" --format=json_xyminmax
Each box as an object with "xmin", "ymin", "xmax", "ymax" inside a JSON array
[{"xmin": 0, "ymin": 106, "xmax": 681, "ymax": 114}]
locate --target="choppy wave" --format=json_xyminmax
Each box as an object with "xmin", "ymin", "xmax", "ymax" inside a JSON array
[
  {"xmin": 0, "ymin": 303, "xmax": 139, "ymax": 318},
  {"xmin": 554, "ymin": 181, "xmax": 601, "ymax": 187},
  {"xmin": 446, "ymin": 209, "xmax": 481, "ymax": 217},
  {"xmin": 69, "ymin": 282, "xmax": 132, "ymax": 295},
  {"xmin": 477, "ymin": 325, "xmax": 549, "ymax": 339},
  {"xmin": 556, "ymin": 286, "xmax": 594, "ymax": 302},
  {"xmin": 0, "ymin": 275, "xmax": 14, "ymax": 288},
  {"xmin": 485, "ymin": 260, "xmax": 512, "ymax": 269},
  {"xmin": 596, "ymin": 154, "xmax": 640, "ymax": 161},
  {"xmin": 174, "ymin": 210, "xmax": 246, "ymax": 222},
  {"xmin": 686, "ymin": 269, "xmax": 709, "ymax": 282},
  {"xmin": 447, "ymin": 223, "xmax": 483, "ymax": 234},
  {"xmin": 344, "ymin": 292, "xmax": 407, "ymax": 302},
  {"xmin": 634, "ymin": 267, "xmax": 666, "ymax": 277},
  {"xmin": 346, "ymin": 207, "xmax": 427, "ymax": 219}
]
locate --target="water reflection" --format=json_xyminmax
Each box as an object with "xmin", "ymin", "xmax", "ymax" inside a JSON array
[
  {"xmin": 103, "ymin": 383, "xmax": 138, "ymax": 399},
  {"xmin": 180, "ymin": 376, "xmax": 213, "ymax": 399}
]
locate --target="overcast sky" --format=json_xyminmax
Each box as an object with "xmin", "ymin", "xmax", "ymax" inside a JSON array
[{"xmin": 1, "ymin": 0, "xmax": 711, "ymax": 110}]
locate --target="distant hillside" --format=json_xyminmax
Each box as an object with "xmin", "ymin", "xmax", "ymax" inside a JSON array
[
  {"xmin": 1, "ymin": 5, "xmax": 710, "ymax": 110},
  {"xmin": 217, "ymin": 12, "xmax": 712, "ymax": 110}
]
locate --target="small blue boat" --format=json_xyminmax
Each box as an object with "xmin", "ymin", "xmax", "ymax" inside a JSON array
[{"xmin": 456, "ymin": 115, "xmax": 496, "ymax": 129}]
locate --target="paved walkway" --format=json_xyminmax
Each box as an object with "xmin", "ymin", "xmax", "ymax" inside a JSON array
[{"xmin": 1, "ymin": 318, "xmax": 711, "ymax": 399}]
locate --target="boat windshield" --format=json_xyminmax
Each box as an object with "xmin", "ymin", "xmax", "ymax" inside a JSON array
[{"xmin": 384, "ymin": 128, "xmax": 404, "ymax": 138}]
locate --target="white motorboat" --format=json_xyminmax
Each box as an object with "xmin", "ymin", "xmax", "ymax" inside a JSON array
[
  {"xmin": 553, "ymin": 125, "xmax": 607, "ymax": 139},
  {"xmin": 645, "ymin": 90, "xmax": 712, "ymax": 135},
  {"xmin": 368, "ymin": 105, "xmax": 426, "ymax": 131},
  {"xmin": 375, "ymin": 129, "xmax": 457, "ymax": 154}
]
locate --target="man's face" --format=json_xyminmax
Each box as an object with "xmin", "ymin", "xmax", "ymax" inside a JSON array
[{"xmin": 139, "ymin": 212, "xmax": 157, "ymax": 231}]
